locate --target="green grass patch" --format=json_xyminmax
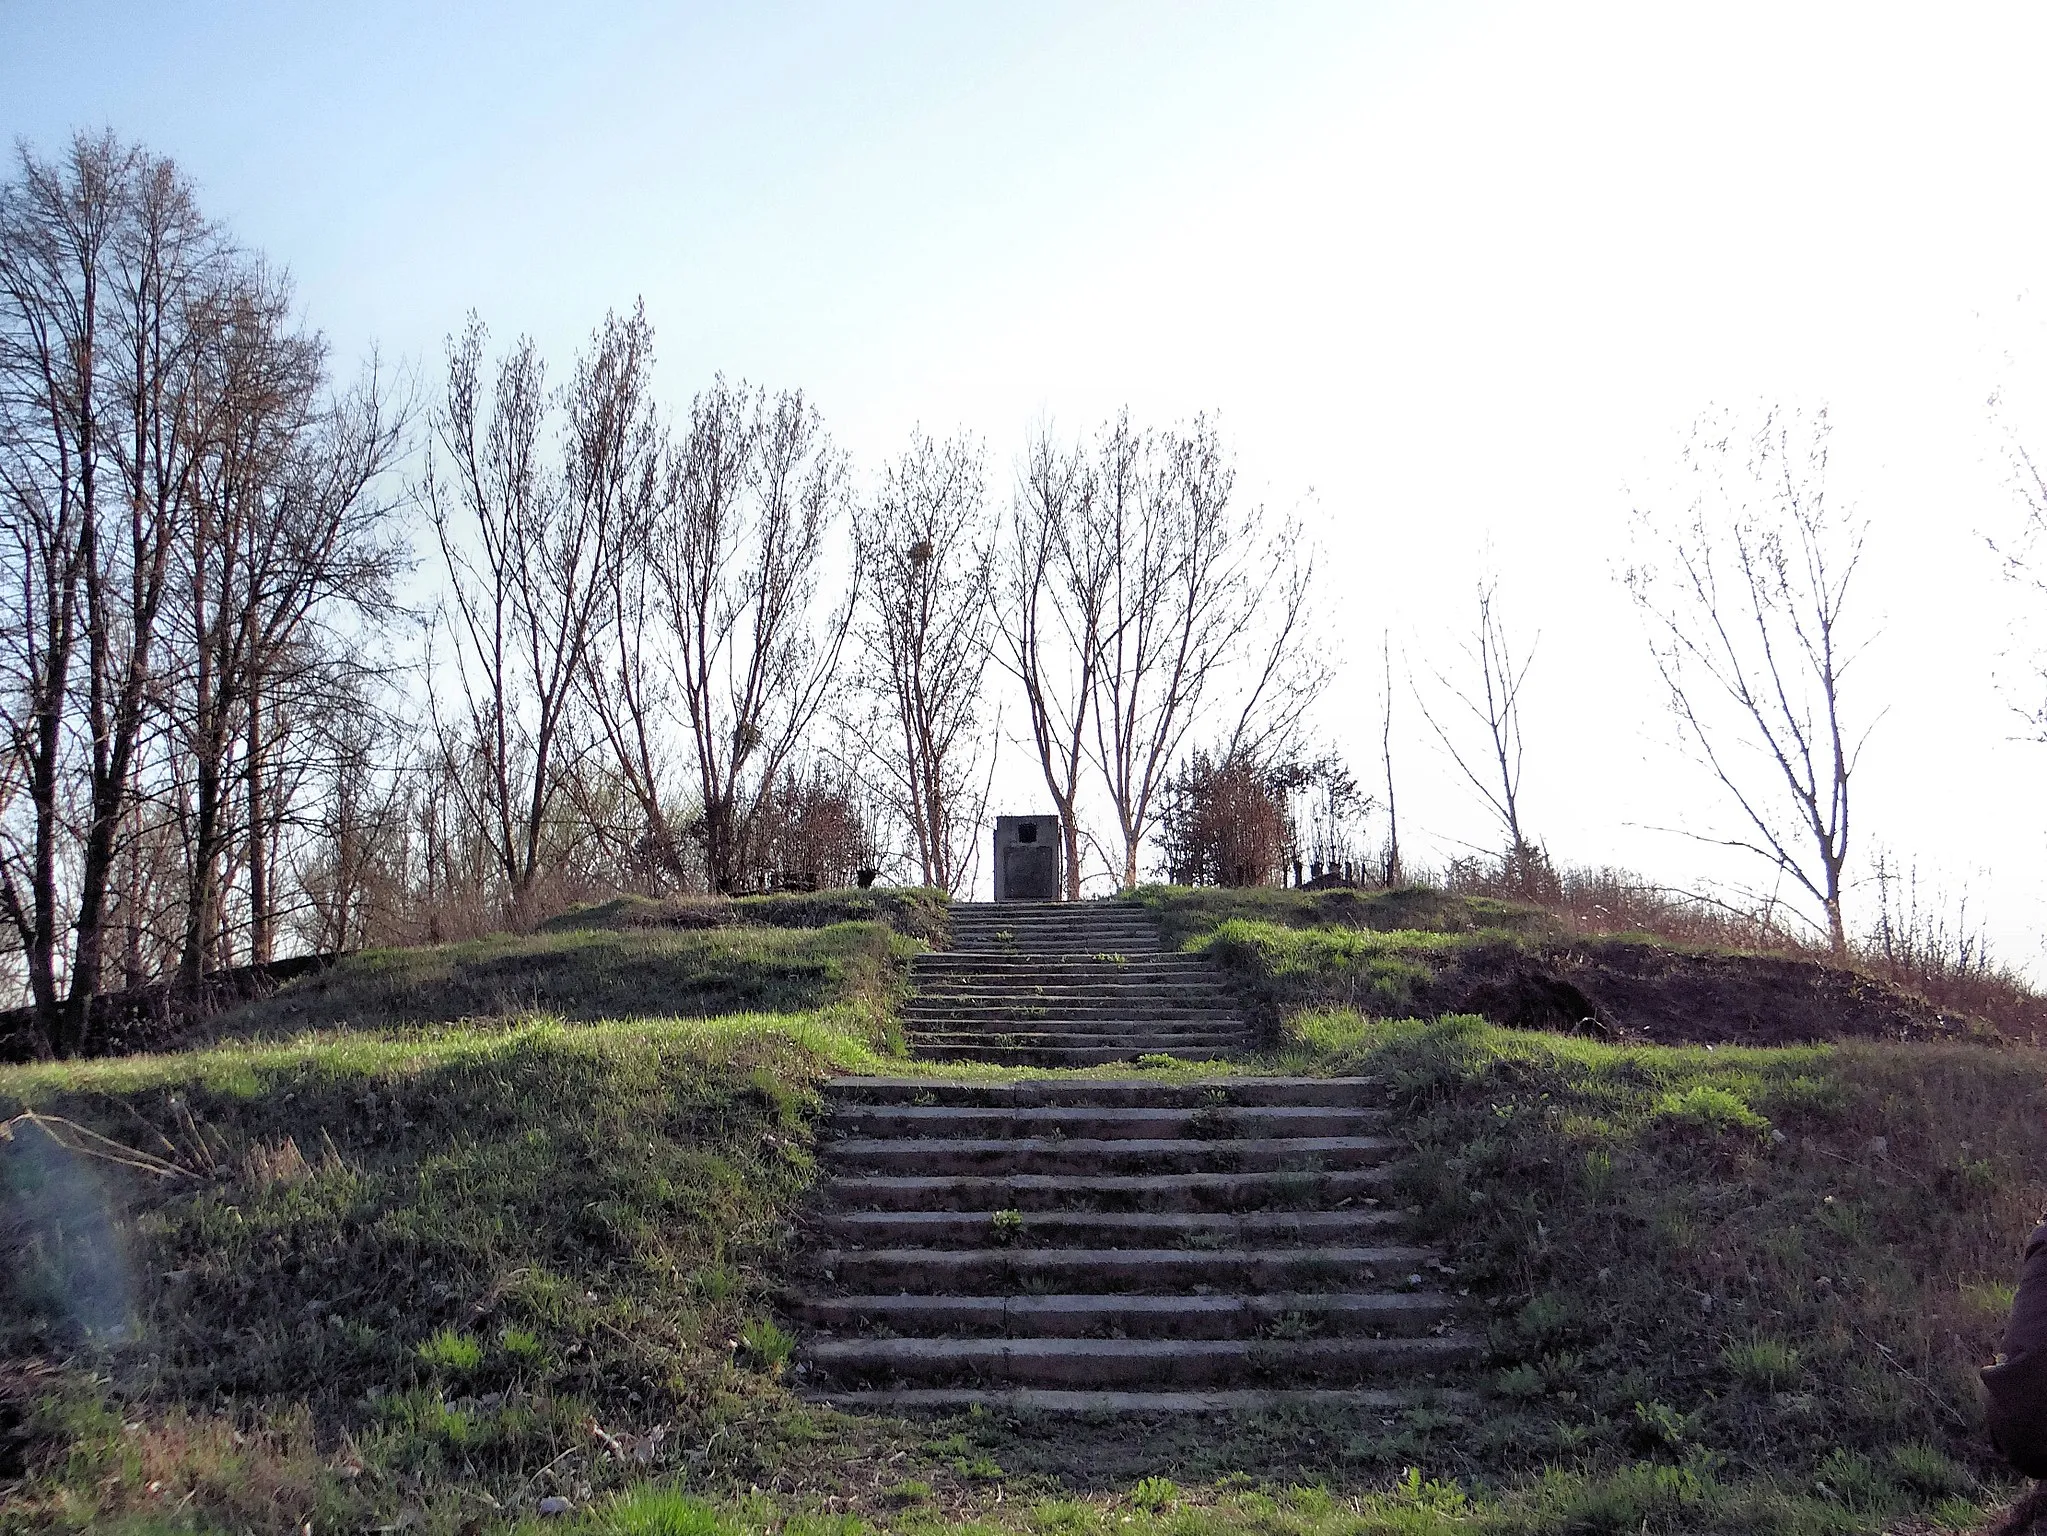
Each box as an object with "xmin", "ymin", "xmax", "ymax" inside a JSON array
[
  {"xmin": 1126, "ymin": 883, "xmax": 1555, "ymax": 948},
  {"xmin": 1188, "ymin": 917, "xmax": 1493, "ymax": 1021},
  {"xmin": 197, "ymin": 916, "xmax": 921, "ymax": 1042},
  {"xmin": 0, "ymin": 999, "xmax": 894, "ymax": 1532},
  {"xmin": 1262, "ymin": 1009, "xmax": 2042, "ymax": 1516}
]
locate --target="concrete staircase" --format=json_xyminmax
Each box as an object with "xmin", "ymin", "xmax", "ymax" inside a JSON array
[
  {"xmin": 903, "ymin": 901, "xmax": 1255, "ymax": 1066},
  {"xmin": 791, "ymin": 1075, "xmax": 1477, "ymax": 1413},
  {"xmin": 788, "ymin": 898, "xmax": 1474, "ymax": 1414}
]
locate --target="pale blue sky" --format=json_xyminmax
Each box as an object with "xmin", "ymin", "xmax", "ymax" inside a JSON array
[{"xmin": 8, "ymin": 2, "xmax": 2047, "ymax": 948}]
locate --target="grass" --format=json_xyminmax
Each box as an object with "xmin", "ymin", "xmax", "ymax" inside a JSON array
[
  {"xmin": 0, "ymin": 912, "xmax": 921, "ymax": 1533},
  {"xmin": 2, "ymin": 888, "xmax": 2044, "ymax": 1532},
  {"xmin": 1188, "ymin": 917, "xmax": 1486, "ymax": 1021},
  {"xmin": 195, "ymin": 916, "xmax": 920, "ymax": 1043},
  {"xmin": 1124, "ymin": 883, "xmax": 1556, "ymax": 950},
  {"xmin": 1265, "ymin": 1008, "xmax": 2043, "ymax": 1523}
]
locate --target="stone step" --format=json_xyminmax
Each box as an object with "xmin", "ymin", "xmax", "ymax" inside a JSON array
[
  {"xmin": 911, "ymin": 956, "xmax": 1203, "ymax": 970},
  {"xmin": 824, "ymin": 1077, "xmax": 1385, "ymax": 1108},
  {"xmin": 802, "ymin": 1333, "xmax": 1477, "ymax": 1387},
  {"xmin": 910, "ymin": 976, "xmax": 1202, "ymax": 990},
  {"xmin": 904, "ymin": 1040, "xmax": 1252, "ymax": 1064},
  {"xmin": 949, "ymin": 910, "xmax": 1155, "ymax": 922},
  {"xmin": 791, "ymin": 1289, "xmax": 1454, "ymax": 1338},
  {"xmin": 947, "ymin": 913, "xmax": 1158, "ymax": 924},
  {"xmin": 907, "ymin": 999, "xmax": 1233, "ymax": 1013},
  {"xmin": 912, "ymin": 999, "xmax": 1244, "ymax": 1011},
  {"xmin": 800, "ymin": 1386, "xmax": 1449, "ymax": 1415},
  {"xmin": 825, "ymin": 1167, "xmax": 1397, "ymax": 1212},
  {"xmin": 810, "ymin": 1244, "xmax": 1433, "ymax": 1293},
  {"xmin": 945, "ymin": 924, "xmax": 1161, "ymax": 936},
  {"xmin": 950, "ymin": 944, "xmax": 1166, "ymax": 955},
  {"xmin": 947, "ymin": 923, "xmax": 1162, "ymax": 931},
  {"xmin": 907, "ymin": 1044, "xmax": 1249, "ymax": 1067},
  {"xmin": 827, "ymin": 1105, "xmax": 1388, "ymax": 1141},
  {"xmin": 815, "ymin": 1206, "xmax": 1406, "ymax": 1248},
  {"xmin": 825, "ymin": 1135, "xmax": 1394, "ymax": 1178},
  {"xmin": 904, "ymin": 1026, "xmax": 1246, "ymax": 1043},
  {"xmin": 904, "ymin": 1011, "xmax": 1236, "ymax": 1024},
  {"xmin": 904, "ymin": 1029, "xmax": 1251, "ymax": 1047},
  {"xmin": 904, "ymin": 1019, "xmax": 1244, "ymax": 1035},
  {"xmin": 904, "ymin": 999, "xmax": 1240, "ymax": 1016},
  {"xmin": 910, "ymin": 976, "xmax": 1204, "ymax": 989}
]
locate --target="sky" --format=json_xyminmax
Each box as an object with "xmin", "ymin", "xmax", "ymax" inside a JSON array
[{"xmin": 7, "ymin": 1, "xmax": 2047, "ymax": 958}]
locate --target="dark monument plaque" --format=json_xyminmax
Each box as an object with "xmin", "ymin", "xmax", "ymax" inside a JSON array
[{"xmin": 992, "ymin": 815, "xmax": 1063, "ymax": 901}]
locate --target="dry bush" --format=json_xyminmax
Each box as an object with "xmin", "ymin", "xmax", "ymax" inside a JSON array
[
  {"xmin": 740, "ymin": 767, "xmax": 878, "ymax": 893},
  {"xmin": 1159, "ymin": 752, "xmax": 1290, "ymax": 889}
]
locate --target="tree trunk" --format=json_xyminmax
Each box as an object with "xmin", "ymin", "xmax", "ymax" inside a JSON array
[
  {"xmin": 247, "ymin": 683, "xmax": 272, "ymax": 964},
  {"xmin": 180, "ymin": 751, "xmax": 223, "ymax": 985}
]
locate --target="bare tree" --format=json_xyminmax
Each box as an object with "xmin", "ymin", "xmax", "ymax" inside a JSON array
[
  {"xmin": 1990, "ymin": 431, "xmax": 2047, "ymax": 742},
  {"xmin": 1626, "ymin": 404, "xmax": 1872, "ymax": 955},
  {"xmin": 1415, "ymin": 574, "xmax": 1540, "ymax": 868},
  {"xmin": 848, "ymin": 428, "xmax": 993, "ymax": 893},
  {"xmin": 652, "ymin": 378, "xmax": 854, "ymax": 893},
  {"xmin": 290, "ymin": 681, "xmax": 413, "ymax": 955},
  {"xmin": 1089, "ymin": 413, "xmax": 1321, "ymax": 889},
  {"xmin": 1000, "ymin": 423, "xmax": 1111, "ymax": 900},
  {"xmin": 424, "ymin": 315, "xmax": 607, "ymax": 921},
  {"xmin": 167, "ymin": 266, "xmax": 406, "ymax": 980},
  {"xmin": 1379, "ymin": 630, "xmax": 1402, "ymax": 885},
  {"xmin": 0, "ymin": 134, "xmax": 229, "ymax": 1053},
  {"xmin": 567, "ymin": 304, "xmax": 690, "ymax": 886}
]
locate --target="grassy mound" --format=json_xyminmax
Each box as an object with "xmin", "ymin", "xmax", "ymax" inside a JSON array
[
  {"xmin": 1134, "ymin": 885, "xmax": 1982, "ymax": 1047},
  {"xmin": 1280, "ymin": 1011, "xmax": 2040, "ymax": 1519},
  {"xmin": 196, "ymin": 918, "xmax": 917, "ymax": 1045},
  {"xmin": 2, "ymin": 889, "xmax": 2042, "ymax": 1534},
  {"xmin": 0, "ymin": 912, "xmax": 923, "ymax": 1533}
]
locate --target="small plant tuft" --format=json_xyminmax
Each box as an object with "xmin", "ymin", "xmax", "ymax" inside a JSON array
[
  {"xmin": 1650, "ymin": 1083, "xmax": 1769, "ymax": 1134},
  {"xmin": 739, "ymin": 1316, "xmax": 794, "ymax": 1375},
  {"xmin": 1128, "ymin": 1476, "xmax": 1178, "ymax": 1513},
  {"xmin": 415, "ymin": 1328, "xmax": 483, "ymax": 1373},
  {"xmin": 1722, "ymin": 1336, "xmax": 1800, "ymax": 1389}
]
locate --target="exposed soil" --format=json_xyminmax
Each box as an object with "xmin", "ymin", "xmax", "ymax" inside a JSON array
[{"xmin": 1420, "ymin": 938, "xmax": 1988, "ymax": 1047}]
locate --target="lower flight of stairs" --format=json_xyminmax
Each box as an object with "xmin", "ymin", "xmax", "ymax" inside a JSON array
[
  {"xmin": 905, "ymin": 901, "xmax": 1255, "ymax": 1066},
  {"xmin": 788, "ymin": 1075, "xmax": 1477, "ymax": 1414}
]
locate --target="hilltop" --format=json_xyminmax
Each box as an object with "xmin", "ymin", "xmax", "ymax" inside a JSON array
[{"xmin": 1, "ymin": 885, "xmax": 2042, "ymax": 1535}]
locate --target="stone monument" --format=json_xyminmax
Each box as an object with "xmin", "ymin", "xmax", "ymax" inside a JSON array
[{"xmin": 992, "ymin": 814, "xmax": 1063, "ymax": 901}]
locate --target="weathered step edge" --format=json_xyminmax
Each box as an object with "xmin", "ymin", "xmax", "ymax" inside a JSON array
[{"xmin": 800, "ymin": 1386, "xmax": 1472, "ymax": 1415}]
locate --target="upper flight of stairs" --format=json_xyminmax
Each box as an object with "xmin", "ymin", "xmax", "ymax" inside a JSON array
[
  {"xmin": 789, "ymin": 1074, "xmax": 1479, "ymax": 1414},
  {"xmin": 904, "ymin": 900, "xmax": 1256, "ymax": 1066}
]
